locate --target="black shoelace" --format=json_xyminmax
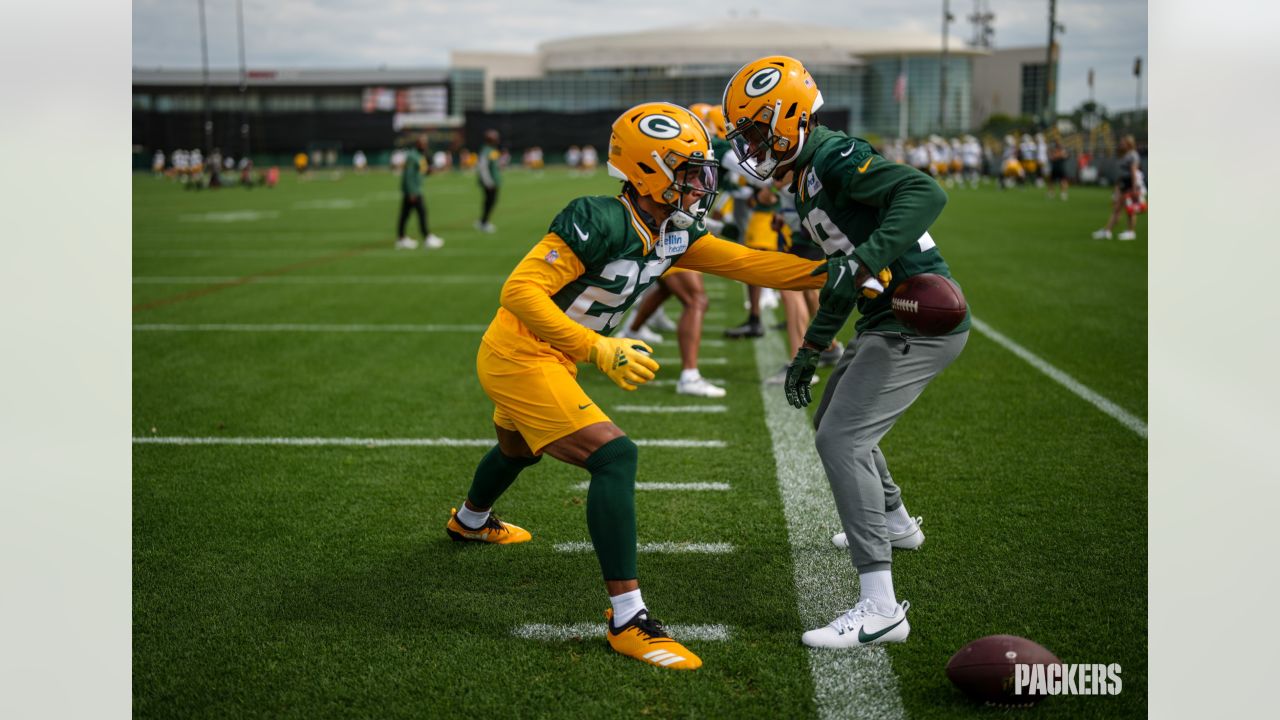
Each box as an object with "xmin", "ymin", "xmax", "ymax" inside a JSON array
[{"xmin": 629, "ymin": 613, "xmax": 671, "ymax": 640}]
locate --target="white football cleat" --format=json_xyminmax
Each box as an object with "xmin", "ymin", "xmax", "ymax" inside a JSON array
[
  {"xmin": 1091, "ymin": 229, "xmax": 1112, "ymax": 240},
  {"xmin": 395, "ymin": 236, "xmax": 419, "ymax": 250},
  {"xmin": 677, "ymin": 376, "xmax": 727, "ymax": 398},
  {"xmin": 802, "ymin": 599, "xmax": 910, "ymax": 648},
  {"xmin": 648, "ymin": 309, "xmax": 677, "ymax": 333},
  {"xmin": 631, "ymin": 324, "xmax": 664, "ymax": 345},
  {"xmin": 475, "ymin": 221, "xmax": 497, "ymax": 234},
  {"xmin": 423, "ymin": 233, "xmax": 445, "ymax": 249},
  {"xmin": 833, "ymin": 516, "xmax": 924, "ymax": 550},
  {"xmin": 1117, "ymin": 230, "xmax": 1136, "ymax": 241}
]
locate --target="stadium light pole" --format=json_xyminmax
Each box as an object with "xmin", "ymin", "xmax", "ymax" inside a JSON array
[
  {"xmin": 939, "ymin": 0, "xmax": 955, "ymax": 132},
  {"xmin": 236, "ymin": 0, "xmax": 249, "ymax": 161},
  {"xmin": 1043, "ymin": 0, "xmax": 1064, "ymax": 128},
  {"xmin": 1134, "ymin": 56, "xmax": 1143, "ymax": 121},
  {"xmin": 198, "ymin": 0, "xmax": 212, "ymax": 156}
]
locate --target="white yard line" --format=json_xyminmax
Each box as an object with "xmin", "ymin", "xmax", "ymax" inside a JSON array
[
  {"xmin": 753, "ymin": 309, "xmax": 907, "ymax": 720},
  {"xmin": 613, "ymin": 404, "xmax": 727, "ymax": 414},
  {"xmin": 553, "ymin": 541, "xmax": 734, "ymax": 554},
  {"xmin": 970, "ymin": 317, "xmax": 1148, "ymax": 438},
  {"xmin": 132, "ymin": 275, "xmax": 504, "ymax": 285},
  {"xmin": 571, "ymin": 481, "xmax": 730, "ymax": 491},
  {"xmin": 512, "ymin": 623, "xmax": 731, "ymax": 642},
  {"xmin": 132, "ymin": 323, "xmax": 488, "ymax": 333},
  {"xmin": 132, "ymin": 436, "xmax": 725, "ymax": 448}
]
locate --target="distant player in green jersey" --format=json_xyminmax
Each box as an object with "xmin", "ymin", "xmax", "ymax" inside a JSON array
[
  {"xmin": 724, "ymin": 56, "xmax": 970, "ymax": 649},
  {"xmin": 476, "ymin": 129, "xmax": 502, "ymax": 233},
  {"xmin": 396, "ymin": 135, "xmax": 444, "ymax": 250}
]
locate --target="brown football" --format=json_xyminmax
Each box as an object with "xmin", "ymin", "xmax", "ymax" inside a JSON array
[
  {"xmin": 946, "ymin": 635, "xmax": 1062, "ymax": 707},
  {"xmin": 890, "ymin": 273, "xmax": 967, "ymax": 336}
]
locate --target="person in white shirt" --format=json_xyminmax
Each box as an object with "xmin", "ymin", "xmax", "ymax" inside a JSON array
[
  {"xmin": 580, "ymin": 145, "xmax": 599, "ymax": 175},
  {"xmin": 565, "ymin": 145, "xmax": 582, "ymax": 175},
  {"xmin": 353, "ymin": 150, "xmax": 368, "ymax": 173}
]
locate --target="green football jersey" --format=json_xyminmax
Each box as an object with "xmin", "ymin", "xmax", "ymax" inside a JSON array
[
  {"xmin": 793, "ymin": 126, "xmax": 969, "ymax": 337},
  {"xmin": 401, "ymin": 148, "xmax": 426, "ymax": 195},
  {"xmin": 546, "ymin": 194, "xmax": 708, "ymax": 334},
  {"xmin": 478, "ymin": 144, "xmax": 501, "ymax": 188}
]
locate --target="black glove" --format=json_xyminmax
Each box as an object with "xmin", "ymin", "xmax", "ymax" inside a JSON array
[{"xmin": 784, "ymin": 346, "xmax": 823, "ymax": 409}]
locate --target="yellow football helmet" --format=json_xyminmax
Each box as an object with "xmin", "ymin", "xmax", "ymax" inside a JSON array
[
  {"xmin": 608, "ymin": 102, "xmax": 720, "ymax": 229},
  {"xmin": 722, "ymin": 56, "xmax": 824, "ymax": 179},
  {"xmin": 706, "ymin": 105, "xmax": 728, "ymax": 140}
]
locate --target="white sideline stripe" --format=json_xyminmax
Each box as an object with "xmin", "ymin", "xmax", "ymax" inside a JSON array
[
  {"xmin": 970, "ymin": 317, "xmax": 1147, "ymax": 438},
  {"xmin": 655, "ymin": 356, "xmax": 727, "ymax": 365},
  {"xmin": 553, "ymin": 541, "xmax": 734, "ymax": 554},
  {"xmin": 699, "ymin": 339, "xmax": 727, "ymax": 348},
  {"xmin": 132, "ymin": 275, "xmax": 504, "ymax": 285},
  {"xmin": 133, "ymin": 436, "xmax": 725, "ymax": 448},
  {"xmin": 132, "ymin": 323, "xmax": 488, "ymax": 333},
  {"xmin": 572, "ymin": 481, "xmax": 731, "ymax": 491},
  {"xmin": 754, "ymin": 307, "xmax": 906, "ymax": 720},
  {"xmin": 613, "ymin": 404, "xmax": 727, "ymax": 414},
  {"xmin": 512, "ymin": 623, "xmax": 731, "ymax": 642}
]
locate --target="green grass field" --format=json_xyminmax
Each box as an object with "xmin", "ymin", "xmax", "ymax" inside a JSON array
[{"xmin": 133, "ymin": 166, "xmax": 1147, "ymax": 718}]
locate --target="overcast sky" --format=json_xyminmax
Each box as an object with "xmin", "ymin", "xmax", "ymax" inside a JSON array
[{"xmin": 133, "ymin": 0, "xmax": 1147, "ymax": 113}]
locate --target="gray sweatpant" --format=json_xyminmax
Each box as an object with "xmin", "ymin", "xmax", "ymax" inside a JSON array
[{"xmin": 812, "ymin": 330, "xmax": 968, "ymax": 573}]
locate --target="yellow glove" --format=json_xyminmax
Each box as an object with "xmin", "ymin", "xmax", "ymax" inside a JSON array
[
  {"xmin": 588, "ymin": 336, "xmax": 660, "ymax": 391},
  {"xmin": 853, "ymin": 264, "xmax": 894, "ymax": 299}
]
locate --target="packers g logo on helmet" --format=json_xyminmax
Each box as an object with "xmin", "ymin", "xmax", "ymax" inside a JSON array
[
  {"xmin": 638, "ymin": 114, "xmax": 682, "ymax": 139},
  {"xmin": 745, "ymin": 68, "xmax": 782, "ymax": 97}
]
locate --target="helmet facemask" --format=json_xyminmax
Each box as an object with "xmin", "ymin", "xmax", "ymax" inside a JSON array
[
  {"xmin": 653, "ymin": 150, "xmax": 719, "ymax": 230},
  {"xmin": 726, "ymin": 99, "xmax": 811, "ymax": 181}
]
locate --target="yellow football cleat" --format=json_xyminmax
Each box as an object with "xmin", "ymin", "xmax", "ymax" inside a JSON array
[
  {"xmin": 445, "ymin": 508, "xmax": 532, "ymax": 544},
  {"xmin": 605, "ymin": 609, "xmax": 702, "ymax": 670}
]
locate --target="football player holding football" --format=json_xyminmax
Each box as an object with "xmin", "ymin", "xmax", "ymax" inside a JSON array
[
  {"xmin": 445, "ymin": 102, "xmax": 825, "ymax": 670},
  {"xmin": 723, "ymin": 56, "xmax": 970, "ymax": 649}
]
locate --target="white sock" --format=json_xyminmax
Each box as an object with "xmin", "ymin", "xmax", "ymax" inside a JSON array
[
  {"xmin": 679, "ymin": 368, "xmax": 702, "ymax": 383},
  {"xmin": 885, "ymin": 504, "xmax": 914, "ymax": 534},
  {"xmin": 858, "ymin": 570, "xmax": 897, "ymax": 613},
  {"xmin": 456, "ymin": 503, "xmax": 489, "ymax": 529},
  {"xmin": 609, "ymin": 588, "xmax": 646, "ymax": 628}
]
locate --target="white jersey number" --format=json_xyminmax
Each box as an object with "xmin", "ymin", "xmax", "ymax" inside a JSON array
[{"xmin": 564, "ymin": 257, "xmax": 672, "ymax": 332}]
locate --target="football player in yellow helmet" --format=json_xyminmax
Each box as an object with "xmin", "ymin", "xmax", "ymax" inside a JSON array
[
  {"xmin": 724, "ymin": 56, "xmax": 971, "ymax": 650},
  {"xmin": 446, "ymin": 100, "xmax": 827, "ymax": 671},
  {"xmin": 706, "ymin": 105, "xmax": 728, "ymax": 141},
  {"xmin": 618, "ymin": 101, "xmax": 727, "ymax": 397},
  {"xmin": 721, "ymin": 56, "xmax": 824, "ymax": 181}
]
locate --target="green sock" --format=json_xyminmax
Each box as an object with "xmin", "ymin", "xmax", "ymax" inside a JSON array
[
  {"xmin": 465, "ymin": 445, "xmax": 540, "ymax": 509},
  {"xmin": 584, "ymin": 436, "xmax": 640, "ymax": 581}
]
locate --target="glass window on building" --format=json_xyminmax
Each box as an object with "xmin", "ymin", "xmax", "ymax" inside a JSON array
[
  {"xmin": 154, "ymin": 94, "xmax": 204, "ymax": 113},
  {"xmin": 317, "ymin": 93, "xmax": 362, "ymax": 111},
  {"xmin": 1021, "ymin": 62, "xmax": 1049, "ymax": 117},
  {"xmin": 265, "ymin": 94, "xmax": 317, "ymax": 112}
]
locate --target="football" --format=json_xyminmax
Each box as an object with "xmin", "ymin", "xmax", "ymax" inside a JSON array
[
  {"xmin": 946, "ymin": 635, "xmax": 1062, "ymax": 707},
  {"xmin": 890, "ymin": 273, "xmax": 967, "ymax": 336}
]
